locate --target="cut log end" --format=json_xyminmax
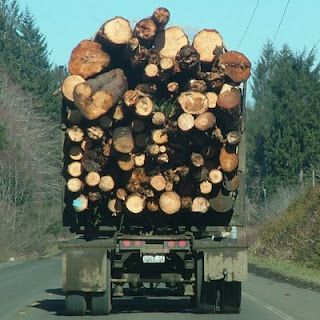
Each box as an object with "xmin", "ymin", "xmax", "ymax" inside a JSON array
[
  {"xmin": 152, "ymin": 7, "xmax": 170, "ymax": 29},
  {"xmin": 209, "ymin": 169, "xmax": 223, "ymax": 184},
  {"xmin": 67, "ymin": 178, "xmax": 83, "ymax": 193},
  {"xmin": 177, "ymin": 113, "xmax": 194, "ymax": 132},
  {"xmin": 219, "ymin": 147, "xmax": 239, "ymax": 172},
  {"xmin": 178, "ymin": 91, "xmax": 209, "ymax": 115},
  {"xmin": 113, "ymin": 127, "xmax": 134, "ymax": 153},
  {"xmin": 135, "ymin": 96, "xmax": 154, "ymax": 117},
  {"xmin": 159, "ymin": 191, "xmax": 181, "ymax": 215},
  {"xmin": 154, "ymin": 27, "xmax": 189, "ymax": 59},
  {"xmin": 194, "ymin": 112, "xmax": 216, "ymax": 131},
  {"xmin": 192, "ymin": 29, "xmax": 223, "ymax": 64},
  {"xmin": 100, "ymin": 17, "xmax": 133, "ymax": 46},
  {"xmin": 125, "ymin": 193, "xmax": 146, "ymax": 214},
  {"xmin": 73, "ymin": 194, "xmax": 88, "ymax": 213},
  {"xmin": 99, "ymin": 175, "xmax": 115, "ymax": 192},
  {"xmin": 62, "ymin": 75, "xmax": 85, "ymax": 101},
  {"xmin": 150, "ymin": 175, "xmax": 167, "ymax": 191},
  {"xmin": 85, "ymin": 171, "xmax": 100, "ymax": 187},
  {"xmin": 192, "ymin": 197, "xmax": 210, "ymax": 213},
  {"xmin": 68, "ymin": 40, "xmax": 111, "ymax": 79}
]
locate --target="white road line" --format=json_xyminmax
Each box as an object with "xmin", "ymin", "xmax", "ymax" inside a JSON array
[{"xmin": 243, "ymin": 292, "xmax": 296, "ymax": 320}]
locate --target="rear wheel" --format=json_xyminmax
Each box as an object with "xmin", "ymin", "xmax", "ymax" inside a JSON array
[
  {"xmin": 65, "ymin": 292, "xmax": 87, "ymax": 315},
  {"xmin": 90, "ymin": 253, "xmax": 112, "ymax": 315},
  {"xmin": 220, "ymin": 281, "xmax": 241, "ymax": 313},
  {"xmin": 194, "ymin": 255, "xmax": 218, "ymax": 313}
]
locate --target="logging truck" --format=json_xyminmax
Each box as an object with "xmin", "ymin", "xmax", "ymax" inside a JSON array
[{"xmin": 59, "ymin": 7, "xmax": 250, "ymax": 315}]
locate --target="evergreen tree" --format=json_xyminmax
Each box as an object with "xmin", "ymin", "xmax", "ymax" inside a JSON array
[{"xmin": 248, "ymin": 42, "xmax": 320, "ymax": 197}]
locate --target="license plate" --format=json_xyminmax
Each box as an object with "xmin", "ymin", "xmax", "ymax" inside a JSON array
[{"xmin": 142, "ymin": 255, "xmax": 165, "ymax": 263}]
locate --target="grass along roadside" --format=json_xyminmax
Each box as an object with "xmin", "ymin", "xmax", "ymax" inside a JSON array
[{"xmin": 249, "ymin": 255, "xmax": 320, "ymax": 290}]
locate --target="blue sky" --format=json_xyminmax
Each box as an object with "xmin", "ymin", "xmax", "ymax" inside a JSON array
[{"xmin": 17, "ymin": 0, "xmax": 320, "ymax": 69}]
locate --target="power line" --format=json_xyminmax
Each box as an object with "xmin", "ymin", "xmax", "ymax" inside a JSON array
[
  {"xmin": 272, "ymin": 0, "xmax": 290, "ymax": 44},
  {"xmin": 236, "ymin": 0, "xmax": 260, "ymax": 50}
]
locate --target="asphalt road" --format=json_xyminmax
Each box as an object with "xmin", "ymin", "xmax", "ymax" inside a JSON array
[{"xmin": 0, "ymin": 257, "xmax": 319, "ymax": 320}]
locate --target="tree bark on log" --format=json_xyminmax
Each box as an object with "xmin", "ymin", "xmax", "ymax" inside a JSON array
[
  {"xmin": 131, "ymin": 119, "xmax": 146, "ymax": 133},
  {"xmin": 69, "ymin": 145, "xmax": 83, "ymax": 161},
  {"xmin": 176, "ymin": 45, "xmax": 200, "ymax": 72},
  {"xmin": 117, "ymin": 155, "xmax": 135, "ymax": 171},
  {"xmin": 226, "ymin": 131, "xmax": 241, "ymax": 145},
  {"xmin": 152, "ymin": 7, "xmax": 170, "ymax": 29},
  {"xmin": 73, "ymin": 68, "xmax": 128, "ymax": 120},
  {"xmin": 123, "ymin": 90, "xmax": 141, "ymax": 107},
  {"xmin": 159, "ymin": 191, "xmax": 181, "ymax": 215},
  {"xmin": 154, "ymin": 27, "xmax": 189, "ymax": 59},
  {"xmin": 68, "ymin": 40, "xmax": 111, "ymax": 79},
  {"xmin": 147, "ymin": 199, "xmax": 159, "ymax": 212},
  {"xmin": 192, "ymin": 29, "xmax": 223, "ymax": 64},
  {"xmin": 134, "ymin": 18, "xmax": 157, "ymax": 48},
  {"xmin": 113, "ymin": 127, "xmax": 134, "ymax": 153},
  {"xmin": 87, "ymin": 126, "xmax": 104, "ymax": 140},
  {"xmin": 67, "ymin": 109, "xmax": 83, "ymax": 125}
]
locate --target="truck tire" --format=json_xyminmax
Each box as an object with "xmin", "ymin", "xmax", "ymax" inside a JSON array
[
  {"xmin": 194, "ymin": 255, "xmax": 218, "ymax": 313},
  {"xmin": 65, "ymin": 293, "xmax": 87, "ymax": 315},
  {"xmin": 220, "ymin": 281, "xmax": 241, "ymax": 313},
  {"xmin": 90, "ymin": 253, "xmax": 112, "ymax": 315}
]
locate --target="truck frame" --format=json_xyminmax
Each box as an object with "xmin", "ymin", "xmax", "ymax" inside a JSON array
[{"xmin": 59, "ymin": 84, "xmax": 248, "ymax": 315}]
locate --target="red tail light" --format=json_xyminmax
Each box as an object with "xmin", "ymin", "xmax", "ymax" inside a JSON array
[
  {"xmin": 167, "ymin": 240, "xmax": 176, "ymax": 248},
  {"xmin": 122, "ymin": 240, "xmax": 131, "ymax": 248},
  {"xmin": 178, "ymin": 240, "xmax": 187, "ymax": 248}
]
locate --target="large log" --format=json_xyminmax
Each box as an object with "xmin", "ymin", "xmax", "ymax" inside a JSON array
[
  {"xmin": 98, "ymin": 16, "xmax": 133, "ymax": 47},
  {"xmin": 192, "ymin": 29, "xmax": 223, "ymax": 64},
  {"xmin": 73, "ymin": 68, "xmax": 128, "ymax": 120},
  {"xmin": 68, "ymin": 40, "xmax": 111, "ymax": 79},
  {"xmin": 154, "ymin": 27, "xmax": 189, "ymax": 59},
  {"xmin": 219, "ymin": 51, "xmax": 251, "ymax": 83},
  {"xmin": 159, "ymin": 191, "xmax": 181, "ymax": 215},
  {"xmin": 178, "ymin": 91, "xmax": 209, "ymax": 115}
]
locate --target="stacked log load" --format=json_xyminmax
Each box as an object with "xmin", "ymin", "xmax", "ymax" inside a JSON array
[{"xmin": 61, "ymin": 7, "xmax": 251, "ymax": 227}]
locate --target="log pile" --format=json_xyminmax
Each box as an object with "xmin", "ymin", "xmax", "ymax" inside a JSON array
[{"xmin": 61, "ymin": 8, "xmax": 251, "ymax": 225}]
